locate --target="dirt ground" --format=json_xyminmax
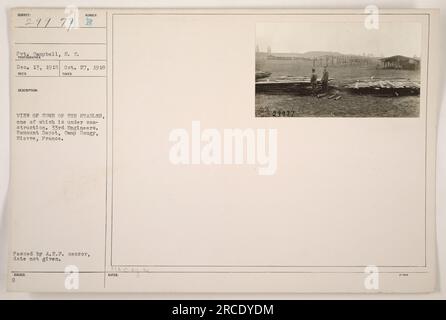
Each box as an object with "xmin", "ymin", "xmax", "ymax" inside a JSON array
[{"xmin": 255, "ymin": 59, "xmax": 420, "ymax": 117}]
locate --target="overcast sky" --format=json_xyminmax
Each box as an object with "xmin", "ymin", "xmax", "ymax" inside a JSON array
[{"xmin": 256, "ymin": 22, "xmax": 421, "ymax": 58}]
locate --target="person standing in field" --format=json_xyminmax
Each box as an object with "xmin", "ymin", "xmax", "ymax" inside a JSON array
[
  {"xmin": 321, "ymin": 66, "xmax": 329, "ymax": 92},
  {"xmin": 310, "ymin": 68, "xmax": 317, "ymax": 95}
]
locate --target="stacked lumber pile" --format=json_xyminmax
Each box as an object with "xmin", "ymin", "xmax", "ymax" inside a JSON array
[
  {"xmin": 344, "ymin": 79, "xmax": 420, "ymax": 96},
  {"xmin": 256, "ymin": 76, "xmax": 334, "ymax": 95},
  {"xmin": 255, "ymin": 71, "xmax": 272, "ymax": 80}
]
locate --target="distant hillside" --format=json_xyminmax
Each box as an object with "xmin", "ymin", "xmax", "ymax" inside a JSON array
[
  {"xmin": 301, "ymin": 51, "xmax": 344, "ymax": 58},
  {"xmin": 265, "ymin": 51, "xmax": 365, "ymax": 59}
]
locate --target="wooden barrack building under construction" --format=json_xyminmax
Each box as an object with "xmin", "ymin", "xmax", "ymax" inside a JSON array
[{"xmin": 380, "ymin": 55, "xmax": 420, "ymax": 70}]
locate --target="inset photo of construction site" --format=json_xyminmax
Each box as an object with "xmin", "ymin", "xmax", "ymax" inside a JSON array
[{"xmin": 255, "ymin": 22, "xmax": 421, "ymax": 117}]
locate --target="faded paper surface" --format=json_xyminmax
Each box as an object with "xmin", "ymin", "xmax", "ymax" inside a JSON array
[{"xmin": 7, "ymin": 8, "xmax": 439, "ymax": 292}]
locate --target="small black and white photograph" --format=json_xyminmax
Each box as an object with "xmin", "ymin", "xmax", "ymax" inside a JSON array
[{"xmin": 255, "ymin": 22, "xmax": 422, "ymax": 117}]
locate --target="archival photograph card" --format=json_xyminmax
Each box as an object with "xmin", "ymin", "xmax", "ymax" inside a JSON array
[{"xmin": 7, "ymin": 8, "xmax": 439, "ymax": 293}]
